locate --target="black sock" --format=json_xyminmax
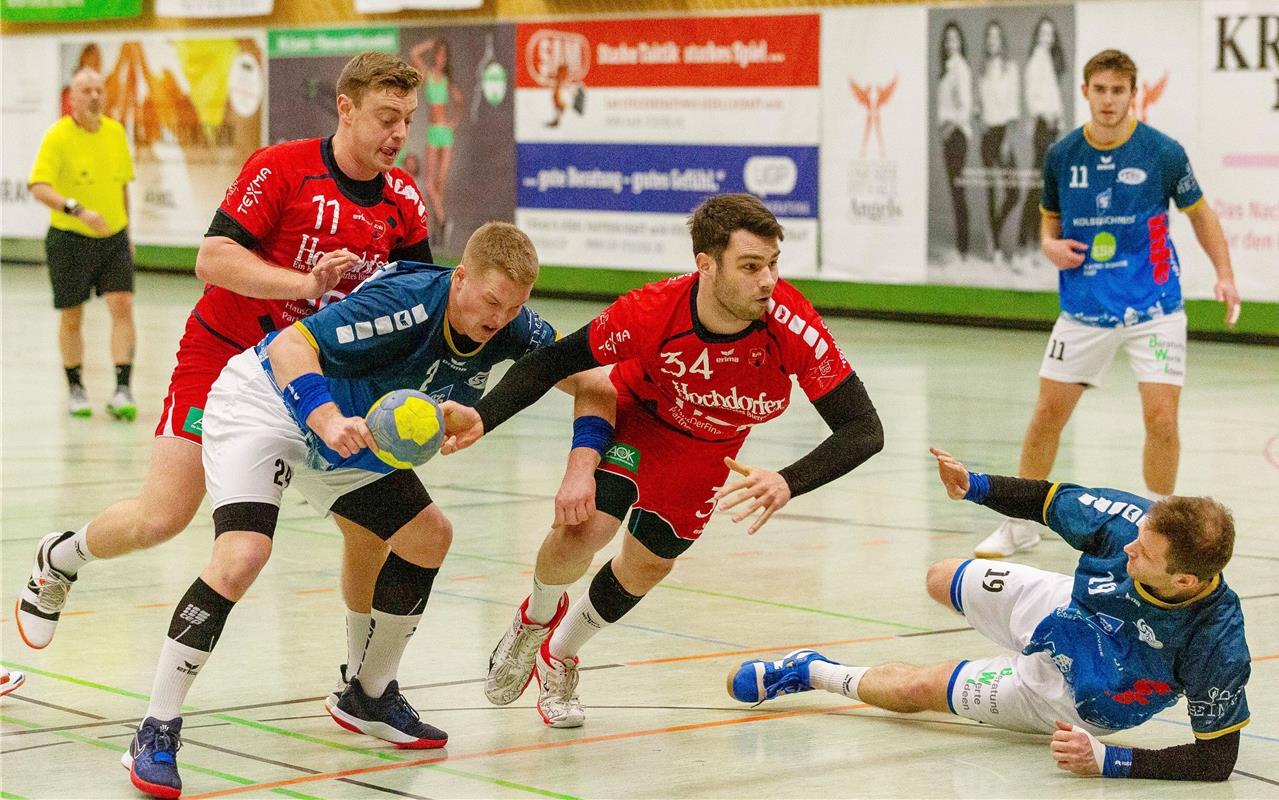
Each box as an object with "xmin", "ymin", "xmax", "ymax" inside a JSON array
[
  {"xmin": 372, "ymin": 552, "xmax": 439, "ymax": 616},
  {"xmin": 65, "ymin": 365, "xmax": 82, "ymax": 388},
  {"xmin": 115, "ymin": 363, "xmax": 132, "ymax": 389},
  {"xmin": 588, "ymin": 559, "xmax": 645, "ymax": 623},
  {"xmin": 167, "ymin": 578, "xmax": 236, "ymax": 652}
]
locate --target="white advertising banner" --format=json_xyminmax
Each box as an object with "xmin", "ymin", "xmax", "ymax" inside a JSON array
[
  {"xmin": 1, "ymin": 37, "xmax": 61, "ymax": 239},
  {"xmin": 156, "ymin": 0, "xmax": 273, "ymax": 17},
  {"xmin": 1197, "ymin": 0, "xmax": 1279, "ymax": 303},
  {"xmin": 819, "ymin": 5, "xmax": 929, "ymax": 283}
]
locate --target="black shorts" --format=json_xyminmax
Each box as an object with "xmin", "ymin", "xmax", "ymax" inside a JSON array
[{"xmin": 45, "ymin": 227, "xmax": 133, "ymax": 309}]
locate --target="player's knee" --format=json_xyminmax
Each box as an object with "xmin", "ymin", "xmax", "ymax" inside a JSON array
[
  {"xmin": 207, "ymin": 535, "xmax": 272, "ymax": 597},
  {"xmin": 1142, "ymin": 405, "xmax": 1178, "ymax": 438},
  {"xmin": 388, "ymin": 506, "xmax": 452, "ymax": 562},
  {"xmin": 557, "ymin": 519, "xmax": 612, "ymax": 556},
  {"xmin": 926, "ymin": 559, "xmax": 965, "ymax": 608},
  {"xmin": 899, "ymin": 670, "xmax": 943, "ymax": 712}
]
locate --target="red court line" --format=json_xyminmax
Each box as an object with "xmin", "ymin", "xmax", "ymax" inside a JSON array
[
  {"xmin": 295, "ymin": 588, "xmax": 334, "ymax": 595},
  {"xmin": 185, "ymin": 702, "xmax": 869, "ymax": 799},
  {"xmin": 1255, "ymin": 653, "xmax": 1279, "ymax": 663},
  {"xmin": 624, "ymin": 634, "xmax": 895, "ymax": 666}
]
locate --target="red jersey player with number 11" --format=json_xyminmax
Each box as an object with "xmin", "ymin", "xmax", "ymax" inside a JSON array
[
  {"xmin": 442, "ymin": 193, "xmax": 886, "ymax": 728},
  {"xmin": 18, "ymin": 53, "xmax": 432, "ymax": 684}
]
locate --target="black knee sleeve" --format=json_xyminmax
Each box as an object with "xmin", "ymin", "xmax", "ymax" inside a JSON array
[
  {"xmin": 372, "ymin": 552, "xmax": 439, "ymax": 616},
  {"xmin": 588, "ymin": 559, "xmax": 645, "ymax": 623},
  {"xmin": 167, "ymin": 577, "xmax": 236, "ymax": 652},
  {"xmin": 213, "ymin": 502, "xmax": 278, "ymax": 538}
]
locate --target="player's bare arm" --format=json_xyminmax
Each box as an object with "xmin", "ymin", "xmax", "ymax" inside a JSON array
[
  {"xmin": 196, "ymin": 236, "xmax": 355, "ymax": 300},
  {"xmin": 1184, "ymin": 201, "xmax": 1242, "ymax": 326},
  {"xmin": 265, "ymin": 324, "xmax": 376, "ymax": 458},
  {"xmin": 1040, "ymin": 213, "xmax": 1087, "ymax": 270}
]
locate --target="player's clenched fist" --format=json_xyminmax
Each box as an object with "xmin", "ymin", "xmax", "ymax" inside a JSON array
[
  {"xmin": 307, "ymin": 405, "xmax": 377, "ymax": 458},
  {"xmin": 303, "ymin": 248, "xmax": 358, "ymax": 298},
  {"xmin": 715, "ymin": 457, "xmax": 791, "ymax": 535},
  {"xmin": 1050, "ymin": 721, "xmax": 1103, "ymax": 776},
  {"xmin": 439, "ymin": 401, "xmax": 484, "ymax": 454},
  {"xmin": 1043, "ymin": 238, "xmax": 1089, "ymax": 270},
  {"xmin": 929, "ymin": 447, "xmax": 971, "ymax": 500}
]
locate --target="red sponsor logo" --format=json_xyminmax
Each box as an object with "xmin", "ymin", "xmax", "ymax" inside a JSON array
[
  {"xmin": 1135, "ymin": 71, "xmax": 1168, "ymax": 123},
  {"xmin": 525, "ymin": 29, "xmax": 591, "ymax": 88},
  {"xmin": 371, "ymin": 220, "xmax": 386, "ymax": 241},
  {"xmin": 749, "ymin": 347, "xmax": 766, "ymax": 368},
  {"xmin": 1148, "ymin": 213, "xmax": 1172, "ymax": 285},
  {"xmin": 1110, "ymin": 678, "xmax": 1173, "ymax": 705},
  {"xmin": 849, "ymin": 75, "xmax": 898, "ymax": 158}
]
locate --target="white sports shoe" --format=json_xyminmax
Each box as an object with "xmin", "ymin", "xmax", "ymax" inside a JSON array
[
  {"xmin": 534, "ymin": 640, "xmax": 585, "ymax": 728},
  {"xmin": 485, "ymin": 593, "xmax": 568, "ymax": 706},
  {"xmin": 68, "ymin": 385, "xmax": 91, "ymax": 417},
  {"xmin": 0, "ymin": 668, "xmax": 26, "ymax": 698},
  {"xmin": 974, "ymin": 517, "xmax": 1042, "ymax": 558},
  {"xmin": 15, "ymin": 531, "xmax": 77, "ymax": 649}
]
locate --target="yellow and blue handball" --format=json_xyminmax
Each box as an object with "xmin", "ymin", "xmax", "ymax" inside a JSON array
[{"xmin": 365, "ymin": 389, "xmax": 445, "ymax": 469}]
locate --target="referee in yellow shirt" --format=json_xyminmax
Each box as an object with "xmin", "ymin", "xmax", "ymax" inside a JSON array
[{"xmin": 29, "ymin": 67, "xmax": 138, "ymax": 420}]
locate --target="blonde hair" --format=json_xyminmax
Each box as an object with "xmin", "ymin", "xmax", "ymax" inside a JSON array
[
  {"xmin": 461, "ymin": 222, "xmax": 540, "ymax": 285},
  {"xmin": 336, "ymin": 51, "xmax": 421, "ymax": 106}
]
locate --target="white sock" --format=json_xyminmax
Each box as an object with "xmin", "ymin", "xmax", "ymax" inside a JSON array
[
  {"xmin": 145, "ymin": 638, "xmax": 209, "ymax": 721},
  {"xmin": 49, "ymin": 524, "xmax": 95, "ymax": 576},
  {"xmin": 528, "ymin": 575, "xmax": 572, "ymax": 624},
  {"xmin": 808, "ymin": 661, "xmax": 869, "ymax": 700},
  {"xmin": 345, "ymin": 608, "xmax": 372, "ymax": 672},
  {"xmin": 547, "ymin": 593, "xmax": 608, "ymax": 661},
  {"xmin": 353, "ymin": 610, "xmax": 420, "ymax": 698}
]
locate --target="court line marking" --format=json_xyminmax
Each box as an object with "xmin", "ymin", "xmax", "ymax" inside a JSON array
[{"xmin": 182, "ymin": 703, "xmax": 871, "ymax": 800}]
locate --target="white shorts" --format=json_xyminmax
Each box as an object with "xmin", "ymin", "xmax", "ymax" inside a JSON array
[
  {"xmin": 945, "ymin": 558, "xmax": 1116, "ymax": 736},
  {"xmin": 1038, "ymin": 311, "xmax": 1186, "ymax": 388},
  {"xmin": 202, "ymin": 349, "xmax": 386, "ymax": 515}
]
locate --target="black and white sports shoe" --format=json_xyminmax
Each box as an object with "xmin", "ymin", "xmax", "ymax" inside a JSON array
[
  {"xmin": 327, "ymin": 678, "xmax": 447, "ymax": 749},
  {"xmin": 15, "ymin": 531, "xmax": 76, "ymax": 649}
]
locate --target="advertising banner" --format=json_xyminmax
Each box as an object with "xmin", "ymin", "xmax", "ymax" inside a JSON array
[
  {"xmin": 1196, "ymin": 1, "xmax": 1279, "ymax": 303},
  {"xmin": 1, "ymin": 37, "xmax": 61, "ymax": 239},
  {"xmin": 819, "ymin": 5, "xmax": 929, "ymax": 283},
  {"xmin": 1, "ymin": 0, "xmax": 139, "ymax": 22},
  {"xmin": 514, "ymin": 14, "xmax": 821, "ymax": 274},
  {"xmin": 156, "ymin": 0, "xmax": 273, "ymax": 18},
  {"xmin": 52, "ymin": 36, "xmax": 266, "ymax": 246},
  {"xmin": 925, "ymin": 4, "xmax": 1076, "ymax": 290}
]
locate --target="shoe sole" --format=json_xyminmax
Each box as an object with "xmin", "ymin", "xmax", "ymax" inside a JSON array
[
  {"xmin": 121, "ymin": 752, "xmax": 181, "ymax": 799},
  {"xmin": 14, "ymin": 598, "xmax": 51, "ymax": 650},
  {"xmin": 725, "ymin": 662, "xmax": 765, "ymax": 704},
  {"xmin": 325, "ymin": 698, "xmax": 447, "ymax": 749},
  {"xmin": 0, "ymin": 672, "xmax": 26, "ymax": 698},
  {"xmin": 109, "ymin": 406, "xmax": 137, "ymax": 421},
  {"xmin": 70, "ymin": 410, "xmax": 92, "ymax": 418}
]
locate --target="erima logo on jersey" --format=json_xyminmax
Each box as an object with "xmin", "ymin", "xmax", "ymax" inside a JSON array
[
  {"xmin": 1076, "ymin": 492, "xmax": 1145, "ymax": 524},
  {"xmin": 1098, "ymin": 155, "xmax": 1116, "ymax": 171},
  {"xmin": 335, "ymin": 304, "xmax": 429, "ymax": 344}
]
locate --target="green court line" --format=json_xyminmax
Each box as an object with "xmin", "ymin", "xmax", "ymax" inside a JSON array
[
  {"xmin": 2, "ymin": 665, "xmax": 577, "ymax": 799},
  {"xmin": 1, "ymin": 790, "xmax": 32, "ymax": 800},
  {"xmin": 0, "ymin": 713, "xmax": 324, "ymax": 799}
]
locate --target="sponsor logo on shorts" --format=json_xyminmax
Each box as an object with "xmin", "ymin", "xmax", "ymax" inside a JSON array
[
  {"xmin": 958, "ymin": 665, "xmax": 1013, "ymax": 717},
  {"xmin": 182, "ymin": 407, "xmax": 205, "ymax": 437},
  {"xmin": 603, "ymin": 443, "xmax": 640, "ymax": 473},
  {"xmin": 1146, "ymin": 333, "xmax": 1185, "ymax": 376}
]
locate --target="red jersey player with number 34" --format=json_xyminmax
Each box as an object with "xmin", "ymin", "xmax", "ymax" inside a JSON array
[
  {"xmin": 441, "ymin": 193, "xmax": 886, "ymax": 728},
  {"xmin": 17, "ymin": 52, "xmax": 432, "ymax": 684}
]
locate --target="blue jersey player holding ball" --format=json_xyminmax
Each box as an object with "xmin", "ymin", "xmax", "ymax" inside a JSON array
[{"xmin": 977, "ymin": 49, "xmax": 1242, "ymax": 559}]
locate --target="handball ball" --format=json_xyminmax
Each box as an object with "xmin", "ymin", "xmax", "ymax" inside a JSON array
[{"xmin": 365, "ymin": 389, "xmax": 445, "ymax": 469}]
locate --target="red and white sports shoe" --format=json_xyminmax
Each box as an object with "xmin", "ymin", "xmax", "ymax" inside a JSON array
[
  {"xmin": 534, "ymin": 639, "xmax": 584, "ymax": 728},
  {"xmin": 484, "ymin": 593, "xmax": 568, "ymax": 706},
  {"xmin": 0, "ymin": 668, "xmax": 27, "ymax": 698}
]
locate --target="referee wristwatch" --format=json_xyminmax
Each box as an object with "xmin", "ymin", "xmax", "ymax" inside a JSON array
[{"xmin": 63, "ymin": 198, "xmax": 82, "ymax": 216}]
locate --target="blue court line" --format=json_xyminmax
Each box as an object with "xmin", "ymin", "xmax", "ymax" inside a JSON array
[
  {"xmin": 432, "ymin": 589, "xmax": 749, "ymax": 649},
  {"xmin": 1149, "ymin": 716, "xmax": 1279, "ymax": 744}
]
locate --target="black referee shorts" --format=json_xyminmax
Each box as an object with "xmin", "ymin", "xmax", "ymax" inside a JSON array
[{"xmin": 45, "ymin": 227, "xmax": 134, "ymax": 310}]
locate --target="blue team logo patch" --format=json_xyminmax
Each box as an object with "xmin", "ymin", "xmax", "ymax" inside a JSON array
[
  {"xmin": 1092, "ymin": 613, "xmax": 1125, "ymax": 636},
  {"xmin": 1095, "ymin": 188, "xmax": 1112, "ymax": 212}
]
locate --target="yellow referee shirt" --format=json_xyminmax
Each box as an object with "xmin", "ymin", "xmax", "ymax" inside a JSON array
[{"xmin": 29, "ymin": 116, "xmax": 134, "ymax": 238}]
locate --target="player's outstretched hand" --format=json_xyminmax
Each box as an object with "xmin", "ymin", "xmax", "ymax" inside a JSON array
[
  {"xmin": 929, "ymin": 447, "xmax": 970, "ymax": 500},
  {"xmin": 1050, "ymin": 721, "xmax": 1103, "ymax": 777},
  {"xmin": 1044, "ymin": 238, "xmax": 1088, "ymax": 270},
  {"xmin": 1215, "ymin": 277, "xmax": 1242, "ymax": 328},
  {"xmin": 715, "ymin": 457, "xmax": 791, "ymax": 535},
  {"xmin": 439, "ymin": 401, "xmax": 484, "ymax": 454},
  {"xmin": 311, "ymin": 408, "xmax": 377, "ymax": 458},
  {"xmin": 303, "ymin": 248, "xmax": 358, "ymax": 298}
]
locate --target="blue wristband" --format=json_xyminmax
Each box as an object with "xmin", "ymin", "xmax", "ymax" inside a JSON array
[
  {"xmin": 963, "ymin": 472, "xmax": 991, "ymax": 503},
  {"xmin": 282, "ymin": 372, "xmax": 334, "ymax": 425},
  {"xmin": 1102, "ymin": 745, "xmax": 1133, "ymax": 778},
  {"xmin": 571, "ymin": 415, "xmax": 613, "ymax": 455}
]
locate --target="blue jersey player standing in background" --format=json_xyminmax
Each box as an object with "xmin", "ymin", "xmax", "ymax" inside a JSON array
[
  {"xmin": 730, "ymin": 446, "xmax": 1250, "ymax": 783},
  {"xmin": 123, "ymin": 223, "xmax": 616, "ymax": 799},
  {"xmin": 977, "ymin": 49, "xmax": 1242, "ymax": 559}
]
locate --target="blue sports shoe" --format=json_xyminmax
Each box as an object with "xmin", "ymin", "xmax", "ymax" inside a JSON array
[
  {"xmin": 122, "ymin": 716, "xmax": 182, "ymax": 799},
  {"xmin": 327, "ymin": 678, "xmax": 448, "ymax": 749},
  {"xmin": 727, "ymin": 649, "xmax": 836, "ymax": 704}
]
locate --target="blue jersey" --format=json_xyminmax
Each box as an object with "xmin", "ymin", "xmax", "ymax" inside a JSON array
[
  {"xmin": 1041, "ymin": 121, "xmax": 1204, "ymax": 327},
  {"xmin": 1024, "ymin": 484, "xmax": 1250, "ymax": 737},
  {"xmin": 256, "ymin": 261, "xmax": 558, "ymax": 472}
]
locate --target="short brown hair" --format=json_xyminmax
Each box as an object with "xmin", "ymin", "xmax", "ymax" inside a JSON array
[
  {"xmin": 462, "ymin": 222, "xmax": 540, "ymax": 285},
  {"xmin": 688, "ymin": 193, "xmax": 784, "ymax": 261},
  {"xmin": 1083, "ymin": 49, "xmax": 1137, "ymax": 90},
  {"xmin": 337, "ymin": 51, "xmax": 421, "ymax": 106},
  {"xmin": 1147, "ymin": 496, "xmax": 1235, "ymax": 580}
]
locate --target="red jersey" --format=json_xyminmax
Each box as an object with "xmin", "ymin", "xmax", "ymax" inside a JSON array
[
  {"xmin": 195, "ymin": 137, "xmax": 430, "ymax": 348},
  {"xmin": 588, "ymin": 273, "xmax": 853, "ymax": 443}
]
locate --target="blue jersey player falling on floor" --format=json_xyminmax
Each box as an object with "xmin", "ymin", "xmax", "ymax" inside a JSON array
[
  {"xmin": 730, "ymin": 446, "xmax": 1250, "ymax": 782},
  {"xmin": 123, "ymin": 223, "xmax": 616, "ymax": 799},
  {"xmin": 976, "ymin": 48, "xmax": 1242, "ymax": 560}
]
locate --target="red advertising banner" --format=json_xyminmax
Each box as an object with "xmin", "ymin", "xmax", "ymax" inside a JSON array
[{"xmin": 515, "ymin": 14, "xmax": 819, "ymax": 89}]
